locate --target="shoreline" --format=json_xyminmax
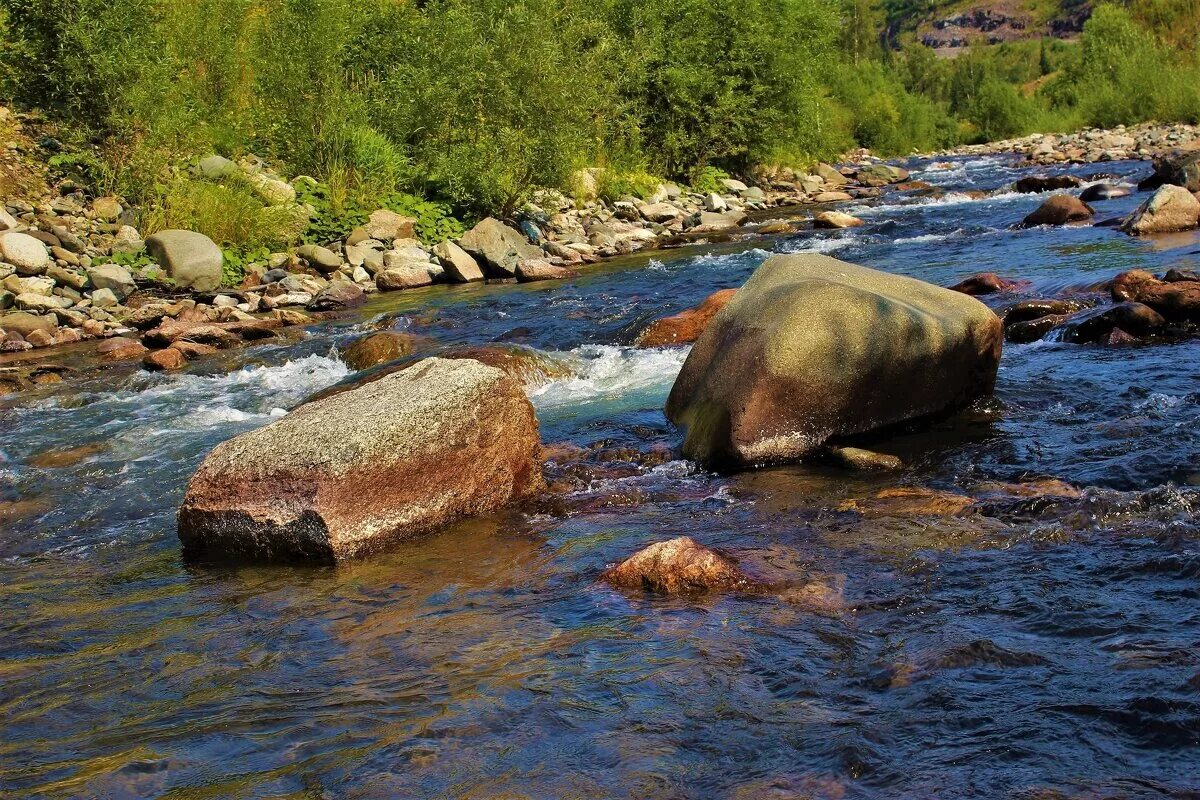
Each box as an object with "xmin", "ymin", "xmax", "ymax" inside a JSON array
[{"xmin": 2, "ymin": 120, "xmax": 1199, "ymax": 393}]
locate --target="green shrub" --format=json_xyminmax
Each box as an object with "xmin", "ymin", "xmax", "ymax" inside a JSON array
[
  {"xmin": 596, "ymin": 169, "xmax": 664, "ymax": 201},
  {"xmin": 688, "ymin": 166, "xmax": 732, "ymax": 194},
  {"xmin": 143, "ymin": 173, "xmax": 307, "ymax": 250}
]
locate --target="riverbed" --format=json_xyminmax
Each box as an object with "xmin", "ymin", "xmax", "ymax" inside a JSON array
[{"xmin": 2, "ymin": 154, "xmax": 1198, "ymax": 798}]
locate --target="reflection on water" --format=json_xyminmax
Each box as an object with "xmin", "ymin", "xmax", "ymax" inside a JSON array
[{"xmin": 2, "ymin": 155, "xmax": 1199, "ymax": 798}]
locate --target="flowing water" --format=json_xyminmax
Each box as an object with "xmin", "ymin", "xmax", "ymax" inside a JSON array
[{"xmin": 2, "ymin": 156, "xmax": 1199, "ymax": 799}]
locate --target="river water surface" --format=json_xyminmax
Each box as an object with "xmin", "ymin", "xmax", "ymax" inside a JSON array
[{"xmin": 2, "ymin": 156, "xmax": 1199, "ymax": 798}]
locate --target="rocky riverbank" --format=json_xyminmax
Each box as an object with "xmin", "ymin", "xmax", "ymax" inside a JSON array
[{"xmin": 3, "ymin": 111, "xmax": 1200, "ymax": 391}]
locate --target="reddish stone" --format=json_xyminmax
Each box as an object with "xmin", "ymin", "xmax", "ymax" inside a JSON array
[
  {"xmin": 602, "ymin": 536, "xmax": 764, "ymax": 595},
  {"xmin": 948, "ymin": 272, "xmax": 1020, "ymax": 295},
  {"xmin": 635, "ymin": 288, "xmax": 737, "ymax": 347}
]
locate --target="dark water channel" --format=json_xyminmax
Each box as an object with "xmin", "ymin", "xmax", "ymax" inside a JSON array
[{"xmin": 1, "ymin": 155, "xmax": 1198, "ymax": 798}]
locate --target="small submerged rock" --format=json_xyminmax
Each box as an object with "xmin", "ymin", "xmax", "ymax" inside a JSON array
[
  {"xmin": 838, "ymin": 486, "xmax": 975, "ymax": 518},
  {"xmin": 823, "ymin": 445, "xmax": 903, "ymax": 472},
  {"xmin": 1013, "ymin": 175, "xmax": 1081, "ymax": 193},
  {"xmin": 634, "ymin": 288, "xmax": 737, "ymax": 348},
  {"xmin": 341, "ymin": 331, "xmax": 426, "ymax": 371},
  {"xmin": 601, "ymin": 536, "xmax": 763, "ymax": 595},
  {"xmin": 948, "ymin": 272, "xmax": 1021, "ymax": 295}
]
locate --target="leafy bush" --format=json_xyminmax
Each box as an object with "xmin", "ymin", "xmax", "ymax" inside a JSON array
[
  {"xmin": 688, "ymin": 166, "xmax": 732, "ymax": 194},
  {"xmin": 613, "ymin": 0, "xmax": 838, "ymax": 174},
  {"xmin": 596, "ymin": 169, "xmax": 664, "ymax": 201},
  {"xmin": 143, "ymin": 173, "xmax": 307, "ymax": 250},
  {"xmin": 827, "ymin": 60, "xmax": 959, "ymax": 154},
  {"xmin": 1045, "ymin": 4, "xmax": 1200, "ymax": 128}
]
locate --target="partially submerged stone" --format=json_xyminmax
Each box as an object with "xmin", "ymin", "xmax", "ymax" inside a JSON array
[
  {"xmin": 839, "ymin": 487, "xmax": 975, "ymax": 518},
  {"xmin": 948, "ymin": 272, "xmax": 1020, "ymax": 295},
  {"xmin": 601, "ymin": 536, "xmax": 762, "ymax": 595},
  {"xmin": 665, "ymin": 255, "xmax": 1003, "ymax": 468},
  {"xmin": 341, "ymin": 331, "xmax": 425, "ymax": 371},
  {"xmin": 1018, "ymin": 194, "xmax": 1093, "ymax": 227},
  {"xmin": 812, "ymin": 210, "xmax": 864, "ymax": 229},
  {"xmin": 824, "ymin": 445, "xmax": 904, "ymax": 472},
  {"xmin": 635, "ymin": 288, "xmax": 737, "ymax": 348},
  {"xmin": 178, "ymin": 358, "xmax": 543, "ymax": 562},
  {"xmin": 1121, "ymin": 185, "xmax": 1200, "ymax": 235}
]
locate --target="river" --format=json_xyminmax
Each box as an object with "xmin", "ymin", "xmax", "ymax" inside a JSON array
[{"xmin": 1, "ymin": 154, "xmax": 1198, "ymax": 798}]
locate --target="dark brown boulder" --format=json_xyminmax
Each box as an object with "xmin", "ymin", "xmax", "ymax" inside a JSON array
[
  {"xmin": 666, "ymin": 255, "xmax": 1003, "ymax": 468},
  {"xmin": 948, "ymin": 272, "xmax": 1020, "ymax": 295},
  {"xmin": 1018, "ymin": 194, "xmax": 1093, "ymax": 228},
  {"xmin": 1109, "ymin": 270, "xmax": 1200, "ymax": 320},
  {"xmin": 178, "ymin": 357, "xmax": 544, "ymax": 562},
  {"xmin": 1137, "ymin": 148, "xmax": 1200, "ymax": 192},
  {"xmin": 1057, "ymin": 302, "xmax": 1165, "ymax": 343},
  {"xmin": 307, "ymin": 280, "xmax": 366, "ymax": 312},
  {"xmin": 635, "ymin": 288, "xmax": 738, "ymax": 348},
  {"xmin": 1000, "ymin": 299, "xmax": 1090, "ymax": 325},
  {"xmin": 143, "ymin": 347, "xmax": 189, "ymax": 371},
  {"xmin": 341, "ymin": 331, "xmax": 425, "ymax": 371},
  {"xmin": 601, "ymin": 536, "xmax": 763, "ymax": 595},
  {"xmin": 1014, "ymin": 175, "xmax": 1082, "ymax": 194},
  {"xmin": 1005, "ymin": 314, "xmax": 1073, "ymax": 344}
]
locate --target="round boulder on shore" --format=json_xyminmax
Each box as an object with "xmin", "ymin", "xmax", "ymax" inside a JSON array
[
  {"xmin": 145, "ymin": 230, "xmax": 224, "ymax": 291},
  {"xmin": 665, "ymin": 254, "xmax": 1003, "ymax": 469},
  {"xmin": 178, "ymin": 357, "xmax": 544, "ymax": 562}
]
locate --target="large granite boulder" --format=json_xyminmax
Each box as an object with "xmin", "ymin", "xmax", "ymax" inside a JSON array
[
  {"xmin": 178, "ymin": 358, "xmax": 543, "ymax": 562},
  {"xmin": 665, "ymin": 254, "xmax": 1003, "ymax": 468},
  {"xmin": 457, "ymin": 217, "xmax": 542, "ymax": 278},
  {"xmin": 1120, "ymin": 185, "xmax": 1200, "ymax": 235},
  {"xmin": 145, "ymin": 230, "xmax": 224, "ymax": 291}
]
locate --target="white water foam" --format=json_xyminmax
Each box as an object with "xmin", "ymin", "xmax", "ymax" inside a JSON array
[{"xmin": 528, "ymin": 344, "xmax": 690, "ymax": 409}]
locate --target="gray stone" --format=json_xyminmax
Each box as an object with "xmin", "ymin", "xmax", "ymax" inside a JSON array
[
  {"xmin": 90, "ymin": 288, "xmax": 119, "ymax": 308},
  {"xmin": 197, "ymin": 155, "xmax": 236, "ymax": 180},
  {"xmin": 297, "ymin": 244, "xmax": 343, "ymax": 273},
  {"xmin": 432, "ymin": 240, "xmax": 483, "ymax": 282},
  {"xmin": 457, "ymin": 218, "xmax": 542, "ymax": 278},
  {"xmin": 145, "ymin": 230, "xmax": 224, "ymax": 291},
  {"xmin": 86, "ymin": 264, "xmax": 136, "ymax": 299},
  {"xmin": 3, "ymin": 274, "xmax": 54, "ymax": 296},
  {"xmin": 15, "ymin": 292, "xmax": 70, "ymax": 312},
  {"xmin": 0, "ymin": 232, "xmax": 50, "ymax": 275}
]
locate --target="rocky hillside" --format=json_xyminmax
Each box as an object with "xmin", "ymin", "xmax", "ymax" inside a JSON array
[{"xmin": 890, "ymin": 0, "xmax": 1092, "ymax": 50}]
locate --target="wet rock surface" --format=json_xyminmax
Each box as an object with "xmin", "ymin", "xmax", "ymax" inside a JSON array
[
  {"xmin": 178, "ymin": 358, "xmax": 544, "ymax": 562},
  {"xmin": 666, "ymin": 254, "xmax": 1003, "ymax": 468}
]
